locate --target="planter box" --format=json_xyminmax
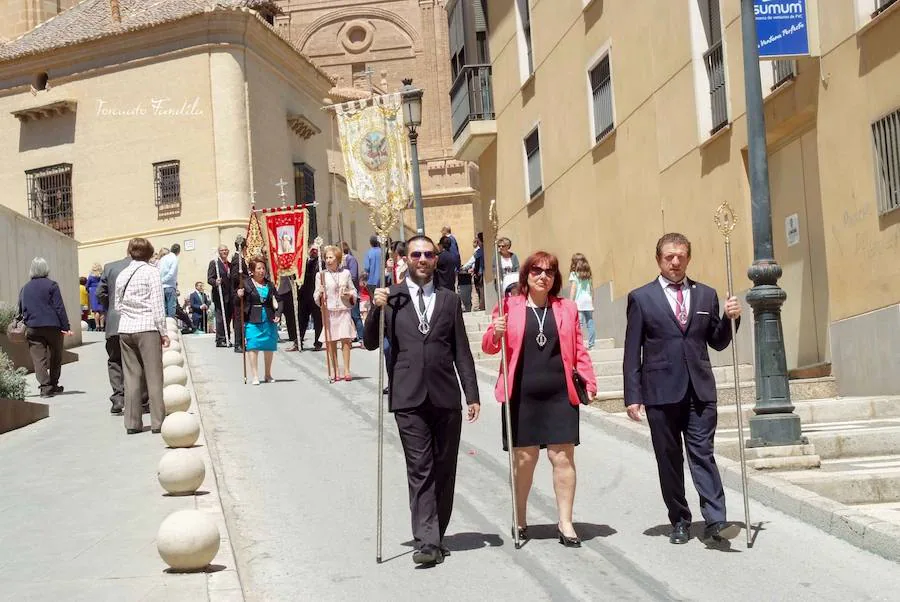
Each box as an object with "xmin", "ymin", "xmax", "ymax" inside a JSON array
[
  {"xmin": 0, "ymin": 333, "xmax": 79, "ymax": 374},
  {"xmin": 0, "ymin": 398, "xmax": 49, "ymax": 434}
]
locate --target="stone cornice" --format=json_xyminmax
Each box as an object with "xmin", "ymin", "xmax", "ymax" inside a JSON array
[
  {"xmin": 0, "ymin": 11, "xmax": 333, "ymax": 99},
  {"xmin": 11, "ymin": 99, "xmax": 76, "ymax": 122}
]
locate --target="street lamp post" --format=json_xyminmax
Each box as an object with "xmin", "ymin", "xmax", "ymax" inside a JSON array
[
  {"xmin": 401, "ymin": 78, "xmax": 425, "ymax": 235},
  {"xmin": 740, "ymin": 0, "xmax": 803, "ymax": 447}
]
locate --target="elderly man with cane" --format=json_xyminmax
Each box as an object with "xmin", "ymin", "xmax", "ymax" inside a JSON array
[{"xmin": 623, "ymin": 232, "xmax": 742, "ymax": 545}]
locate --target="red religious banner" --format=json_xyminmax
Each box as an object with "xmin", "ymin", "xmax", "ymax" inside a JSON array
[{"xmin": 262, "ymin": 208, "xmax": 309, "ymax": 284}]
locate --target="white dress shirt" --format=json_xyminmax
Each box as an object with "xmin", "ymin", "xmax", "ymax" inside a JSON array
[
  {"xmin": 658, "ymin": 275, "xmax": 691, "ymax": 317},
  {"xmin": 157, "ymin": 252, "xmax": 179, "ymax": 290},
  {"xmin": 406, "ymin": 279, "xmax": 436, "ymax": 324}
]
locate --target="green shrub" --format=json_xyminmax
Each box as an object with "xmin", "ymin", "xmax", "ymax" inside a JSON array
[
  {"xmin": 0, "ymin": 302, "xmax": 17, "ymax": 332},
  {"xmin": 0, "ymin": 349, "xmax": 27, "ymax": 401}
]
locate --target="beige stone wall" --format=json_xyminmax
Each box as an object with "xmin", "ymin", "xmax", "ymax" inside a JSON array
[
  {"xmin": 0, "ymin": 204, "xmax": 81, "ymax": 347},
  {"xmin": 0, "ymin": 0, "xmax": 78, "ymax": 41},
  {"xmin": 478, "ymin": 0, "xmax": 900, "ymax": 374}
]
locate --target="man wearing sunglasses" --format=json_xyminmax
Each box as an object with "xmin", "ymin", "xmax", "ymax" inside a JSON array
[{"xmin": 364, "ymin": 235, "xmax": 480, "ymax": 567}]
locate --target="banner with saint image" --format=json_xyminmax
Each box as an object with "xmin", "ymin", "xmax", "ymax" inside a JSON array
[
  {"xmin": 334, "ymin": 93, "xmax": 412, "ymax": 212},
  {"xmin": 262, "ymin": 208, "xmax": 309, "ymax": 285}
]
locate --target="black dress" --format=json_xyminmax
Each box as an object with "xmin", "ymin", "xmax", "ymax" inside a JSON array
[{"xmin": 502, "ymin": 305, "xmax": 579, "ymax": 451}]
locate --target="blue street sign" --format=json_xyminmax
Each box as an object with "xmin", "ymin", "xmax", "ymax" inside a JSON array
[{"xmin": 755, "ymin": 0, "xmax": 810, "ymax": 57}]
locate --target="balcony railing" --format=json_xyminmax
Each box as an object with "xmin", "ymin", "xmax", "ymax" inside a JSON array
[
  {"xmin": 772, "ymin": 59, "xmax": 797, "ymax": 90},
  {"xmin": 450, "ymin": 64, "xmax": 495, "ymax": 140},
  {"xmin": 703, "ymin": 41, "xmax": 728, "ymax": 135}
]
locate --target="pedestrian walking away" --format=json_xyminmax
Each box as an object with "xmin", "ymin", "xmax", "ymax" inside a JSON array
[
  {"xmin": 241, "ymin": 257, "xmax": 282, "ymax": 385},
  {"xmin": 115, "ymin": 237, "xmax": 169, "ymax": 435},
  {"xmin": 157, "ymin": 243, "xmax": 181, "ymax": 318},
  {"xmin": 623, "ymin": 232, "xmax": 742, "ymax": 545},
  {"xmin": 483, "ymin": 251, "xmax": 597, "ymax": 547},
  {"xmin": 97, "ymin": 251, "xmax": 137, "ymax": 415},
  {"xmin": 19, "ymin": 257, "xmax": 73, "ymax": 398},
  {"xmin": 363, "ymin": 235, "xmax": 480, "ymax": 568},
  {"xmin": 568, "ymin": 253, "xmax": 596, "ymax": 350}
]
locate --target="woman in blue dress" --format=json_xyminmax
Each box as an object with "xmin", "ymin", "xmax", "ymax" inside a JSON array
[
  {"xmin": 239, "ymin": 257, "xmax": 282, "ymax": 385},
  {"xmin": 86, "ymin": 262, "xmax": 105, "ymax": 331}
]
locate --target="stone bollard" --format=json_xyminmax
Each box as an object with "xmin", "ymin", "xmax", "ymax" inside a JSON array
[
  {"xmin": 157, "ymin": 449, "xmax": 205, "ymax": 495},
  {"xmin": 162, "ymin": 384, "xmax": 191, "ymax": 414},
  {"xmin": 160, "ymin": 411, "xmax": 200, "ymax": 448},
  {"xmin": 165, "ymin": 317, "xmax": 178, "ymax": 328},
  {"xmin": 163, "ymin": 365, "xmax": 188, "ymax": 387},
  {"xmin": 162, "ymin": 350, "xmax": 184, "ymax": 368},
  {"xmin": 157, "ymin": 509, "xmax": 220, "ymax": 572}
]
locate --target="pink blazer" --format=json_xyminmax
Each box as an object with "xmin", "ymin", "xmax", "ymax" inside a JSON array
[{"xmin": 482, "ymin": 295, "xmax": 597, "ymax": 406}]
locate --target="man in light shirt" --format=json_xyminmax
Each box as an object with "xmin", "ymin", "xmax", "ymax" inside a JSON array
[{"xmin": 157, "ymin": 242, "xmax": 181, "ymax": 317}]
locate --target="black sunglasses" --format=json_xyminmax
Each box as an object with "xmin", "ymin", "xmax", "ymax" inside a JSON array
[
  {"xmin": 409, "ymin": 251, "xmax": 436, "ymax": 259},
  {"xmin": 528, "ymin": 266, "xmax": 554, "ymax": 277}
]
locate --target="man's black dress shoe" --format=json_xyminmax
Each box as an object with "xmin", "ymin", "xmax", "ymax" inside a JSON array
[
  {"xmin": 412, "ymin": 544, "xmax": 444, "ymax": 565},
  {"xmin": 110, "ymin": 404, "xmax": 124, "ymax": 415},
  {"xmin": 670, "ymin": 521, "xmax": 691, "ymax": 545},
  {"xmin": 234, "ymin": 345, "xmax": 244, "ymax": 353},
  {"xmin": 439, "ymin": 545, "xmax": 451, "ymax": 557},
  {"xmin": 126, "ymin": 428, "xmax": 142, "ymax": 435},
  {"xmin": 151, "ymin": 428, "xmax": 161, "ymax": 434},
  {"xmin": 216, "ymin": 342, "xmax": 228, "ymax": 348},
  {"xmin": 51, "ymin": 385, "xmax": 64, "ymax": 394},
  {"xmin": 703, "ymin": 522, "xmax": 740, "ymax": 542}
]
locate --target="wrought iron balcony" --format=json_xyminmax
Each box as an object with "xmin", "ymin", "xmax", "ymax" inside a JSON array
[{"xmin": 450, "ymin": 64, "xmax": 495, "ymax": 141}]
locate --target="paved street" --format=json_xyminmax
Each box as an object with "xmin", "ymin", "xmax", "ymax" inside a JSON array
[{"xmin": 186, "ymin": 333, "xmax": 900, "ymax": 602}]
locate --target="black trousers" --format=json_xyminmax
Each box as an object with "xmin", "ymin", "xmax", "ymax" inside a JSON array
[
  {"xmin": 645, "ymin": 383, "xmax": 726, "ymax": 526},
  {"xmin": 277, "ymin": 292, "xmax": 297, "ymax": 342},
  {"xmin": 174, "ymin": 304, "xmax": 193, "ymax": 330},
  {"xmin": 394, "ymin": 399, "xmax": 463, "ymax": 548},
  {"xmin": 213, "ymin": 298, "xmax": 233, "ymax": 344},
  {"xmin": 106, "ymin": 335, "xmax": 124, "ymax": 408},
  {"xmin": 232, "ymin": 300, "xmax": 245, "ymax": 347},
  {"xmin": 296, "ymin": 296, "xmax": 322, "ymax": 348},
  {"xmin": 26, "ymin": 326, "xmax": 63, "ymax": 395}
]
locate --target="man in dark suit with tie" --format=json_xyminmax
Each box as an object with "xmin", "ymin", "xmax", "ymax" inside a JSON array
[
  {"xmin": 230, "ymin": 237, "xmax": 250, "ymax": 353},
  {"xmin": 189, "ymin": 282, "xmax": 211, "ymax": 333},
  {"xmin": 97, "ymin": 252, "xmax": 134, "ymax": 415},
  {"xmin": 207, "ymin": 245, "xmax": 233, "ymax": 347},
  {"xmin": 364, "ymin": 235, "xmax": 480, "ymax": 567},
  {"xmin": 623, "ymin": 232, "xmax": 742, "ymax": 545}
]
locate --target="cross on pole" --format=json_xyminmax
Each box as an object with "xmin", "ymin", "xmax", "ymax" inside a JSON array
[{"xmin": 275, "ymin": 178, "xmax": 289, "ymax": 206}]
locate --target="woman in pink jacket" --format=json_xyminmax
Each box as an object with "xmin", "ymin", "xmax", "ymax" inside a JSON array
[{"xmin": 483, "ymin": 251, "xmax": 597, "ymax": 547}]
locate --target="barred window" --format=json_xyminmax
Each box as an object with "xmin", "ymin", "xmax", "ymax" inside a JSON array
[
  {"xmin": 589, "ymin": 54, "xmax": 614, "ymax": 142},
  {"xmin": 294, "ymin": 162, "xmax": 318, "ymax": 239},
  {"xmin": 154, "ymin": 160, "xmax": 181, "ymax": 219},
  {"xmin": 872, "ymin": 108, "xmax": 900, "ymax": 216},
  {"xmin": 26, "ymin": 163, "xmax": 73, "ymax": 237},
  {"xmin": 524, "ymin": 128, "xmax": 542, "ymax": 199}
]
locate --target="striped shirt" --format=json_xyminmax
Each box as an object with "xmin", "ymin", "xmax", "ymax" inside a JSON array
[{"xmin": 115, "ymin": 261, "xmax": 166, "ymax": 336}]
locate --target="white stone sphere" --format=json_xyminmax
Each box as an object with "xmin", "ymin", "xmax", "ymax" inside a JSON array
[
  {"xmin": 163, "ymin": 365, "xmax": 188, "ymax": 387},
  {"xmin": 166, "ymin": 328, "xmax": 181, "ymax": 341},
  {"xmin": 161, "ymin": 411, "xmax": 200, "ymax": 448},
  {"xmin": 162, "ymin": 349, "xmax": 184, "ymax": 368},
  {"xmin": 157, "ymin": 449, "xmax": 205, "ymax": 495},
  {"xmin": 166, "ymin": 339, "xmax": 182, "ymax": 353},
  {"xmin": 157, "ymin": 509, "xmax": 220, "ymax": 571},
  {"xmin": 80, "ymin": 320, "xmax": 89, "ymax": 332},
  {"xmin": 163, "ymin": 383, "xmax": 191, "ymax": 414},
  {"xmin": 166, "ymin": 317, "xmax": 178, "ymax": 328}
]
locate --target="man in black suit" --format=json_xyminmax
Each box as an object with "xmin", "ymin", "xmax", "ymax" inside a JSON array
[
  {"xmin": 97, "ymin": 253, "xmax": 133, "ymax": 415},
  {"xmin": 364, "ymin": 235, "xmax": 480, "ymax": 567},
  {"xmin": 230, "ymin": 237, "xmax": 250, "ymax": 353},
  {"xmin": 207, "ymin": 245, "xmax": 233, "ymax": 347},
  {"xmin": 624, "ymin": 232, "xmax": 742, "ymax": 545},
  {"xmin": 297, "ymin": 246, "xmax": 323, "ymax": 351},
  {"xmin": 434, "ymin": 236, "xmax": 458, "ymax": 292},
  {"xmin": 189, "ymin": 282, "xmax": 211, "ymax": 333}
]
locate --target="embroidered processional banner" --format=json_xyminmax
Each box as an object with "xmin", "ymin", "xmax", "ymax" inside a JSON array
[
  {"xmin": 334, "ymin": 93, "xmax": 412, "ymax": 215},
  {"xmin": 260, "ymin": 208, "xmax": 309, "ymax": 285}
]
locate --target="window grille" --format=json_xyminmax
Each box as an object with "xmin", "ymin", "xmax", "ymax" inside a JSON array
[
  {"xmin": 26, "ymin": 163, "xmax": 73, "ymax": 237},
  {"xmin": 519, "ymin": 0, "xmax": 533, "ymax": 75},
  {"xmin": 154, "ymin": 160, "xmax": 181, "ymax": 219},
  {"xmin": 294, "ymin": 163, "xmax": 318, "ymax": 239},
  {"xmin": 771, "ymin": 59, "xmax": 797, "ymax": 90},
  {"xmin": 872, "ymin": 108, "xmax": 900, "ymax": 216},
  {"xmin": 524, "ymin": 129, "xmax": 542, "ymax": 199},
  {"xmin": 701, "ymin": 0, "xmax": 727, "ymax": 134},
  {"xmin": 590, "ymin": 55, "xmax": 614, "ymax": 141},
  {"xmin": 874, "ymin": 0, "xmax": 898, "ymax": 18}
]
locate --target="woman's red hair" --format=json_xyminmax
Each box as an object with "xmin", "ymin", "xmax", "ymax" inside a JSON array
[{"xmin": 518, "ymin": 251, "xmax": 562, "ymax": 297}]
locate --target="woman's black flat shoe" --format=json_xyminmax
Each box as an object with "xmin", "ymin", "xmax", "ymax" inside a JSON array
[
  {"xmin": 512, "ymin": 526, "xmax": 528, "ymax": 541},
  {"xmin": 557, "ymin": 527, "xmax": 581, "ymax": 548}
]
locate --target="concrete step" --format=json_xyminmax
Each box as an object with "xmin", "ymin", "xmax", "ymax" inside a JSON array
[
  {"xmin": 716, "ymin": 396, "xmax": 900, "ymax": 429},
  {"xmin": 773, "ymin": 464, "xmax": 900, "ymax": 505},
  {"xmin": 589, "ymin": 377, "xmax": 839, "ymax": 413}
]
